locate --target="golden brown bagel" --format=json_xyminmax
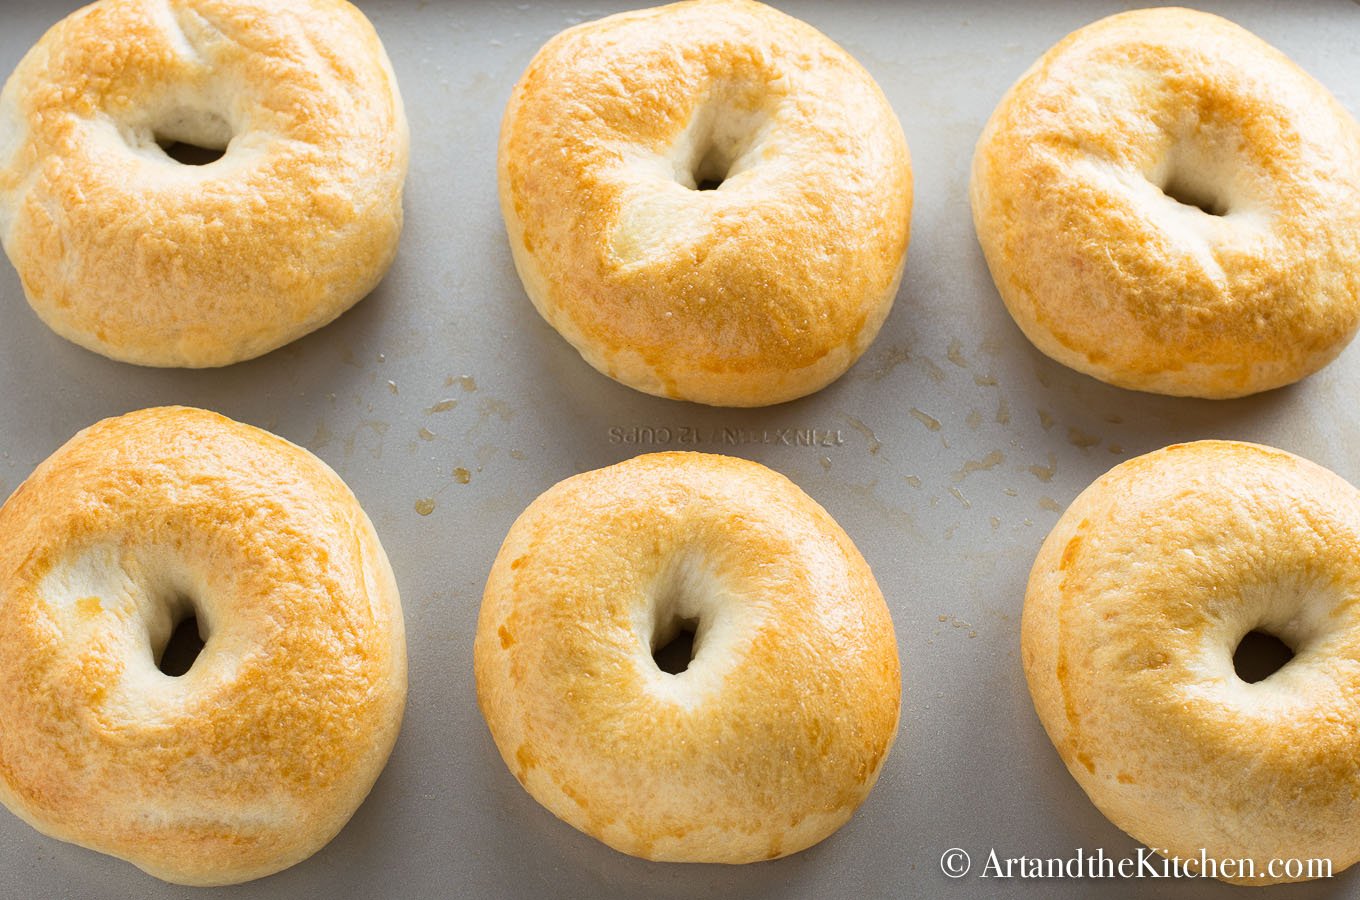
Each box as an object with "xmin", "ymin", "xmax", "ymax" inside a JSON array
[
  {"xmin": 1023, "ymin": 440, "xmax": 1360, "ymax": 885},
  {"xmin": 971, "ymin": 8, "xmax": 1360, "ymax": 398},
  {"xmin": 475, "ymin": 452, "xmax": 900, "ymax": 862},
  {"xmin": 0, "ymin": 0, "xmax": 408, "ymax": 367},
  {"xmin": 498, "ymin": 0, "xmax": 912, "ymax": 407},
  {"xmin": 0, "ymin": 407, "xmax": 406, "ymax": 885}
]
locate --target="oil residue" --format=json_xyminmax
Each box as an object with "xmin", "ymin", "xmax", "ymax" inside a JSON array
[
  {"xmin": 1068, "ymin": 427, "xmax": 1101, "ymax": 450},
  {"xmin": 952, "ymin": 450, "xmax": 1004, "ymax": 482},
  {"xmin": 1028, "ymin": 452, "xmax": 1057, "ymax": 483},
  {"xmin": 447, "ymin": 374, "xmax": 478, "ymax": 392},
  {"xmin": 947, "ymin": 339, "xmax": 968, "ymax": 368},
  {"xmin": 415, "ymin": 498, "xmax": 436, "ymax": 516},
  {"xmin": 453, "ymin": 467, "xmax": 472, "ymax": 484},
  {"xmin": 863, "ymin": 345, "xmax": 910, "ymax": 382},
  {"xmin": 910, "ymin": 408, "xmax": 942, "ymax": 432},
  {"xmin": 479, "ymin": 398, "xmax": 515, "ymax": 422},
  {"xmin": 844, "ymin": 416, "xmax": 882, "ymax": 455}
]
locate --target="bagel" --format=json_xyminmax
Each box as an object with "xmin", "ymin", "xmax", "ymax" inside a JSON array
[
  {"xmin": 498, "ymin": 0, "xmax": 912, "ymax": 407},
  {"xmin": 0, "ymin": 0, "xmax": 408, "ymax": 367},
  {"xmin": 971, "ymin": 8, "xmax": 1360, "ymax": 398},
  {"xmin": 0, "ymin": 407, "xmax": 406, "ymax": 885},
  {"xmin": 1023, "ymin": 440, "xmax": 1360, "ymax": 884},
  {"xmin": 474, "ymin": 451, "xmax": 900, "ymax": 862}
]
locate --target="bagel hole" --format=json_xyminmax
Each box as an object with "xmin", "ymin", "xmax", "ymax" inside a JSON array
[
  {"xmin": 672, "ymin": 96, "xmax": 769, "ymax": 193},
  {"xmin": 652, "ymin": 618, "xmax": 699, "ymax": 675},
  {"xmin": 1233, "ymin": 630, "xmax": 1294, "ymax": 684},
  {"xmin": 690, "ymin": 146, "xmax": 729, "ymax": 192},
  {"xmin": 151, "ymin": 109, "xmax": 233, "ymax": 166},
  {"xmin": 156, "ymin": 140, "xmax": 226, "ymax": 166},
  {"xmin": 1159, "ymin": 172, "xmax": 1228, "ymax": 217},
  {"xmin": 157, "ymin": 605, "xmax": 206, "ymax": 677}
]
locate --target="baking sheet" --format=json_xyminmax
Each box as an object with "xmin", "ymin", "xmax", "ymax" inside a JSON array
[{"xmin": 1, "ymin": 1, "xmax": 1358, "ymax": 897}]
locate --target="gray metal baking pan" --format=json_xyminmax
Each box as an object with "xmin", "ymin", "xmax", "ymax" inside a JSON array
[{"xmin": 0, "ymin": 1, "xmax": 1357, "ymax": 897}]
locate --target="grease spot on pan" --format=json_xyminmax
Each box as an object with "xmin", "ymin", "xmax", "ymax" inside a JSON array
[{"xmin": 910, "ymin": 408, "xmax": 942, "ymax": 432}]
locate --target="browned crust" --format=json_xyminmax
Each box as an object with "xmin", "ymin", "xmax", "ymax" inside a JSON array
[
  {"xmin": 474, "ymin": 451, "xmax": 901, "ymax": 862},
  {"xmin": 0, "ymin": 407, "xmax": 406, "ymax": 885},
  {"xmin": 971, "ymin": 8, "xmax": 1360, "ymax": 398},
  {"xmin": 498, "ymin": 0, "xmax": 912, "ymax": 406},
  {"xmin": 0, "ymin": 0, "xmax": 408, "ymax": 367},
  {"xmin": 1023, "ymin": 440, "xmax": 1360, "ymax": 884}
]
